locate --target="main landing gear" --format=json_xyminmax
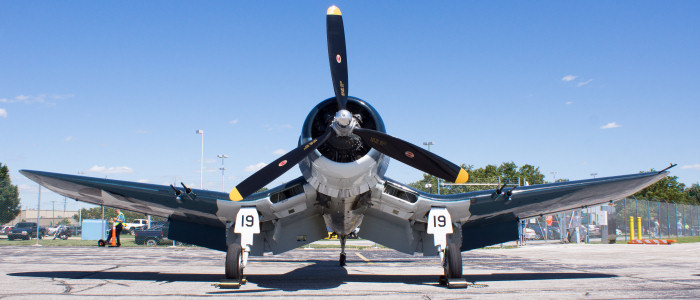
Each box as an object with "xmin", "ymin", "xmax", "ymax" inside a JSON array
[
  {"xmin": 339, "ymin": 235, "xmax": 347, "ymax": 266},
  {"xmin": 215, "ymin": 207, "xmax": 260, "ymax": 289},
  {"xmin": 428, "ymin": 207, "xmax": 468, "ymax": 289}
]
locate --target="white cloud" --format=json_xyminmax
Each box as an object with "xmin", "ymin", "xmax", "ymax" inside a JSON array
[
  {"xmin": 565, "ymin": 101, "xmax": 574, "ymax": 105},
  {"xmin": 0, "ymin": 94, "xmax": 73, "ymax": 106},
  {"xmin": 562, "ymin": 75, "xmax": 577, "ymax": 82},
  {"xmin": 244, "ymin": 162, "xmax": 266, "ymax": 172},
  {"xmin": 0, "ymin": 108, "xmax": 6, "ymax": 118},
  {"xmin": 578, "ymin": 79, "xmax": 593, "ymax": 87},
  {"xmin": 203, "ymin": 158, "xmax": 217, "ymax": 164},
  {"xmin": 135, "ymin": 129, "xmax": 148, "ymax": 134},
  {"xmin": 681, "ymin": 164, "xmax": 700, "ymax": 170},
  {"xmin": 229, "ymin": 119, "xmax": 239, "ymax": 125},
  {"xmin": 87, "ymin": 165, "xmax": 134, "ymax": 174},
  {"xmin": 64, "ymin": 136, "xmax": 73, "ymax": 142},
  {"xmin": 272, "ymin": 149, "xmax": 286, "ymax": 155},
  {"xmin": 136, "ymin": 179, "xmax": 150, "ymax": 183},
  {"xmin": 600, "ymin": 122, "xmax": 621, "ymax": 129}
]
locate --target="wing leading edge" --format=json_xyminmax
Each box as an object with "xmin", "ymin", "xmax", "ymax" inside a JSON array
[
  {"xmin": 369, "ymin": 171, "xmax": 667, "ymax": 253},
  {"xmin": 20, "ymin": 170, "xmax": 328, "ymax": 253}
]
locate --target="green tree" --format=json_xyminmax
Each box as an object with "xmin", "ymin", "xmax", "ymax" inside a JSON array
[
  {"xmin": 686, "ymin": 183, "xmax": 700, "ymax": 205},
  {"xmin": 0, "ymin": 163, "xmax": 21, "ymax": 224},
  {"xmin": 408, "ymin": 162, "xmax": 546, "ymax": 195},
  {"xmin": 633, "ymin": 173, "xmax": 688, "ymax": 203}
]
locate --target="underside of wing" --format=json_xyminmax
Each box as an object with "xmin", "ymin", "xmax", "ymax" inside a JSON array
[
  {"xmin": 358, "ymin": 171, "xmax": 667, "ymax": 254},
  {"xmin": 20, "ymin": 170, "xmax": 327, "ymax": 254}
]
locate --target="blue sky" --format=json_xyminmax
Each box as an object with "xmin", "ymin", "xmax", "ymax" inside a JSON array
[{"xmin": 2, "ymin": 1, "xmax": 699, "ymax": 212}]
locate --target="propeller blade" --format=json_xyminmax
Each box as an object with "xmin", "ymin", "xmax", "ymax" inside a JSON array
[
  {"xmin": 354, "ymin": 128, "xmax": 469, "ymax": 184},
  {"xmin": 229, "ymin": 129, "xmax": 334, "ymax": 201},
  {"xmin": 326, "ymin": 5, "xmax": 348, "ymax": 110}
]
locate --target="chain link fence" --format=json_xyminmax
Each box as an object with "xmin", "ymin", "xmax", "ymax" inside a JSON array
[{"xmin": 519, "ymin": 198, "xmax": 700, "ymax": 245}]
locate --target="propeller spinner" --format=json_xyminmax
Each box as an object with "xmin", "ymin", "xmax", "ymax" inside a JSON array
[{"xmin": 229, "ymin": 6, "xmax": 468, "ymax": 201}]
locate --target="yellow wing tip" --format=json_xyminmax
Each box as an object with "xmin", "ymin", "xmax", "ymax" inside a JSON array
[
  {"xmin": 455, "ymin": 169, "xmax": 469, "ymax": 184},
  {"xmin": 327, "ymin": 5, "xmax": 342, "ymax": 16},
  {"xmin": 229, "ymin": 188, "xmax": 243, "ymax": 201}
]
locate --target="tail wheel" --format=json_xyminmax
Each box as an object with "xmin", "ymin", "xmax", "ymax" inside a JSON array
[
  {"xmin": 226, "ymin": 244, "xmax": 243, "ymax": 281},
  {"xmin": 444, "ymin": 243, "xmax": 463, "ymax": 279}
]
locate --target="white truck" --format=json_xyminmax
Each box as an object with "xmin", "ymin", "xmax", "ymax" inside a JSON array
[{"xmin": 123, "ymin": 219, "xmax": 149, "ymax": 234}]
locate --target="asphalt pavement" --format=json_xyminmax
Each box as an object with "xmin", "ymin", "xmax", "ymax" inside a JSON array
[{"xmin": 1, "ymin": 242, "xmax": 699, "ymax": 299}]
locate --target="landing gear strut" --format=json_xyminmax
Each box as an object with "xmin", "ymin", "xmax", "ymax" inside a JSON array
[
  {"xmin": 215, "ymin": 207, "xmax": 260, "ymax": 289},
  {"xmin": 339, "ymin": 235, "xmax": 347, "ymax": 266},
  {"xmin": 428, "ymin": 207, "xmax": 468, "ymax": 288}
]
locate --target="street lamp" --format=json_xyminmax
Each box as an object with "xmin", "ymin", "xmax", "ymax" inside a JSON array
[
  {"xmin": 550, "ymin": 171, "xmax": 557, "ymax": 183},
  {"xmin": 218, "ymin": 154, "xmax": 229, "ymax": 192},
  {"xmin": 423, "ymin": 141, "xmax": 439, "ymax": 195},
  {"xmin": 590, "ymin": 173, "xmax": 597, "ymax": 179},
  {"xmin": 36, "ymin": 184, "xmax": 41, "ymax": 246},
  {"xmin": 196, "ymin": 129, "xmax": 204, "ymax": 189},
  {"xmin": 425, "ymin": 183, "xmax": 432, "ymax": 194}
]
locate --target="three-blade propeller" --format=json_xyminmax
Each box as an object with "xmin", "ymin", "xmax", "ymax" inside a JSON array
[{"xmin": 229, "ymin": 6, "xmax": 468, "ymax": 201}]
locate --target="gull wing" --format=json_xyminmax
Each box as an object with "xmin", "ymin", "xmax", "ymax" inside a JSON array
[
  {"xmin": 359, "ymin": 171, "xmax": 667, "ymax": 254},
  {"xmin": 20, "ymin": 170, "xmax": 327, "ymax": 253}
]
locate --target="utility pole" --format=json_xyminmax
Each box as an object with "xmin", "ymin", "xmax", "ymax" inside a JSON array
[
  {"xmin": 218, "ymin": 154, "xmax": 228, "ymax": 192},
  {"xmin": 36, "ymin": 185, "xmax": 41, "ymax": 246},
  {"xmin": 196, "ymin": 129, "xmax": 204, "ymax": 189},
  {"xmin": 423, "ymin": 141, "xmax": 439, "ymax": 194}
]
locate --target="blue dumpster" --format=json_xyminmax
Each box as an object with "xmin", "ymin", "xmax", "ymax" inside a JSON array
[{"xmin": 81, "ymin": 219, "xmax": 108, "ymax": 240}]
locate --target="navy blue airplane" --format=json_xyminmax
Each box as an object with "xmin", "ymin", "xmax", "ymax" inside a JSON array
[{"xmin": 21, "ymin": 6, "xmax": 668, "ymax": 287}]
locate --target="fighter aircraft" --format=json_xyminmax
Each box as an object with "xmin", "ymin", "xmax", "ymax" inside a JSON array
[{"xmin": 21, "ymin": 6, "xmax": 668, "ymax": 287}]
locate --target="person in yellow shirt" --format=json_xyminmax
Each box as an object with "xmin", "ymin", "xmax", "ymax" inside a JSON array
[{"xmin": 107, "ymin": 209, "xmax": 126, "ymax": 247}]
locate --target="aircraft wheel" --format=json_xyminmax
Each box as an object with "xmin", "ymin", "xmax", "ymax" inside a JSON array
[
  {"xmin": 226, "ymin": 244, "xmax": 243, "ymax": 280},
  {"xmin": 339, "ymin": 253, "xmax": 346, "ymax": 266},
  {"xmin": 444, "ymin": 243, "xmax": 462, "ymax": 279}
]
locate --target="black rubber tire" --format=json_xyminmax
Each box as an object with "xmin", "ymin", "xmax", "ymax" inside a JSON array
[
  {"xmin": 444, "ymin": 243, "xmax": 462, "ymax": 279},
  {"xmin": 226, "ymin": 244, "xmax": 243, "ymax": 280},
  {"xmin": 98, "ymin": 239, "xmax": 106, "ymax": 247},
  {"xmin": 339, "ymin": 253, "xmax": 346, "ymax": 266},
  {"xmin": 146, "ymin": 238, "xmax": 158, "ymax": 246}
]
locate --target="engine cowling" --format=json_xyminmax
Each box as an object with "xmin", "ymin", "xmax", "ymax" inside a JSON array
[{"xmin": 298, "ymin": 97, "xmax": 389, "ymax": 198}]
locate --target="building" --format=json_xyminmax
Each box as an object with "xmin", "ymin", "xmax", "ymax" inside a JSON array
[{"xmin": 7, "ymin": 209, "xmax": 80, "ymax": 227}]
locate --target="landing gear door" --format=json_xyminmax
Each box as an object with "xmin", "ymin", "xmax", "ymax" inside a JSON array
[
  {"xmin": 234, "ymin": 207, "xmax": 260, "ymax": 248},
  {"xmin": 427, "ymin": 207, "xmax": 452, "ymax": 249}
]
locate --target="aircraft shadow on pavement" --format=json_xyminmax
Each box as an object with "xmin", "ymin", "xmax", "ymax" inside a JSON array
[{"xmin": 9, "ymin": 260, "xmax": 616, "ymax": 292}]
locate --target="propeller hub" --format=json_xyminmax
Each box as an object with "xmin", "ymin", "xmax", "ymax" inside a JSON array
[{"xmin": 332, "ymin": 109, "xmax": 357, "ymax": 136}]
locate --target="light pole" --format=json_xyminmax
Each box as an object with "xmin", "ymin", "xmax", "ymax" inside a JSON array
[
  {"xmin": 590, "ymin": 173, "xmax": 597, "ymax": 179},
  {"xmin": 423, "ymin": 141, "xmax": 440, "ymax": 195},
  {"xmin": 196, "ymin": 129, "xmax": 204, "ymax": 189},
  {"xmin": 218, "ymin": 154, "xmax": 228, "ymax": 192},
  {"xmin": 550, "ymin": 171, "xmax": 557, "ymax": 183},
  {"xmin": 36, "ymin": 185, "xmax": 41, "ymax": 246}
]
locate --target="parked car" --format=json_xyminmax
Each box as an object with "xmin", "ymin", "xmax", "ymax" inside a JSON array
[
  {"xmin": 586, "ymin": 225, "xmax": 601, "ymax": 237},
  {"xmin": 524, "ymin": 227, "xmax": 537, "ymax": 240},
  {"xmin": 134, "ymin": 222, "xmax": 171, "ymax": 246},
  {"xmin": 1, "ymin": 225, "xmax": 14, "ymax": 235},
  {"xmin": 526, "ymin": 224, "xmax": 560, "ymax": 240},
  {"xmin": 8, "ymin": 222, "xmax": 47, "ymax": 240}
]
